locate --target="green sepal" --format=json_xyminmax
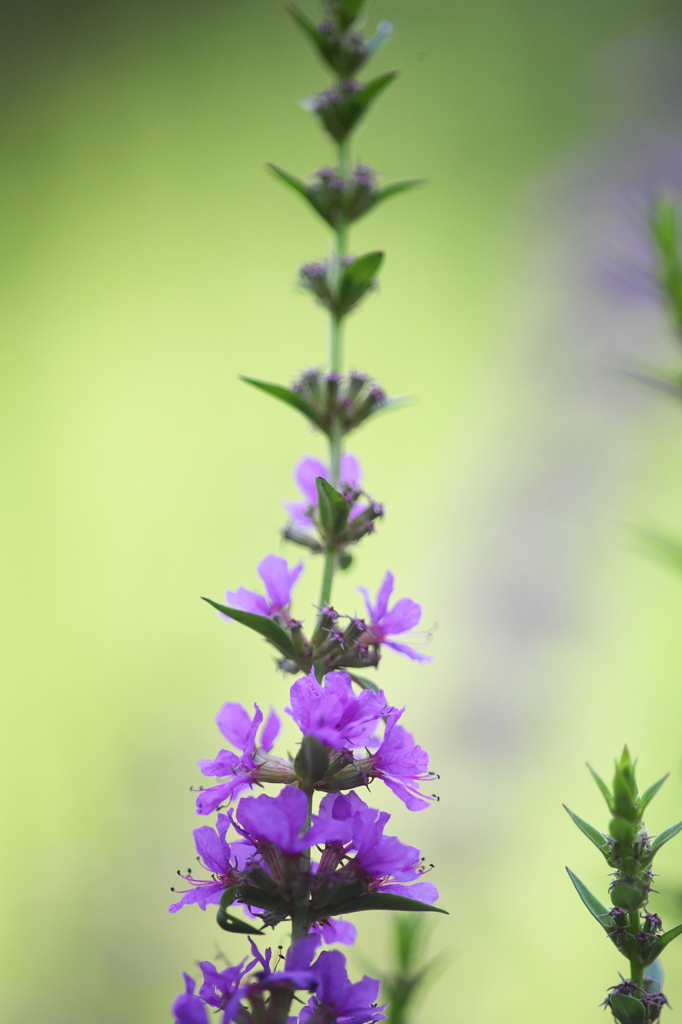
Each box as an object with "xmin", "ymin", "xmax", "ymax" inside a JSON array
[
  {"xmin": 610, "ymin": 882, "xmax": 645, "ymax": 912},
  {"xmin": 316, "ymin": 476, "xmax": 350, "ymax": 537},
  {"xmin": 587, "ymin": 763, "xmax": 614, "ymax": 812},
  {"xmin": 202, "ymin": 598, "xmax": 299, "ymax": 662},
  {"xmin": 295, "ymin": 734, "xmax": 331, "ymax": 788},
  {"xmin": 349, "ymin": 672, "xmax": 380, "ymax": 693},
  {"xmin": 645, "ymin": 922, "xmax": 682, "ymax": 964},
  {"xmin": 565, "ymin": 867, "xmax": 610, "ymax": 931},
  {"xmin": 647, "ymin": 820, "xmax": 682, "ymax": 860},
  {"xmin": 240, "ymin": 375, "xmax": 321, "ymax": 429},
  {"xmin": 329, "ymin": 892, "xmax": 448, "ymax": 916},
  {"xmin": 338, "ymin": 250, "xmax": 384, "ymax": 313},
  {"xmin": 639, "ymin": 773, "xmax": 669, "ymax": 815},
  {"xmin": 563, "ymin": 805, "xmax": 610, "ymax": 857},
  {"xmin": 216, "ymin": 890, "xmax": 264, "ymax": 934},
  {"xmin": 609, "ymin": 994, "xmax": 647, "ymax": 1024}
]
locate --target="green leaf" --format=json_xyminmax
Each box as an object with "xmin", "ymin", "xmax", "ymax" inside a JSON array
[
  {"xmin": 267, "ymin": 163, "xmax": 309, "ymax": 200},
  {"xmin": 563, "ymin": 806, "xmax": 610, "ymax": 857},
  {"xmin": 647, "ymin": 922, "xmax": 682, "ymax": 962},
  {"xmin": 216, "ymin": 907, "xmax": 264, "ymax": 934},
  {"xmin": 369, "ymin": 394, "xmax": 413, "ymax": 418},
  {"xmin": 373, "ymin": 179, "xmax": 424, "ymax": 208},
  {"xmin": 648, "ymin": 820, "xmax": 682, "ymax": 859},
  {"xmin": 587, "ymin": 763, "xmax": 614, "ymax": 812},
  {"xmin": 639, "ymin": 773, "xmax": 670, "ymax": 814},
  {"xmin": 609, "ymin": 995, "xmax": 646, "ymax": 1024},
  {"xmin": 202, "ymin": 598, "xmax": 298, "ymax": 661},
  {"xmin": 286, "ymin": 4, "xmax": 321, "ymax": 47},
  {"xmin": 240, "ymin": 375, "xmax": 321, "ymax": 429},
  {"xmin": 338, "ymin": 251, "xmax": 384, "ymax": 314},
  {"xmin": 349, "ymin": 673, "xmax": 380, "ymax": 693},
  {"xmin": 357, "ymin": 71, "xmax": 398, "ymax": 110},
  {"xmin": 316, "ymin": 476, "xmax": 350, "ymax": 537},
  {"xmin": 329, "ymin": 892, "xmax": 448, "ymax": 916},
  {"xmin": 565, "ymin": 867, "xmax": 610, "ymax": 931}
]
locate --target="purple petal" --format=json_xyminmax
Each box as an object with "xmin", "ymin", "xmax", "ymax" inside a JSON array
[
  {"xmin": 193, "ymin": 825, "xmax": 229, "ymax": 874},
  {"xmin": 383, "ymin": 639, "xmax": 432, "ymax": 663},
  {"xmin": 260, "ymin": 707, "xmax": 281, "ymax": 751},
  {"xmin": 172, "ymin": 974, "xmax": 209, "ymax": 1024},
  {"xmin": 380, "ymin": 881, "xmax": 438, "ymax": 903},
  {"xmin": 316, "ymin": 917, "xmax": 358, "ymax": 945},
  {"xmin": 380, "ymin": 774, "xmax": 433, "ymax": 811},
  {"xmin": 224, "ymin": 587, "xmax": 270, "ymax": 617},
  {"xmin": 340, "ymin": 452, "xmax": 362, "ymax": 488},
  {"xmin": 169, "ymin": 879, "xmax": 224, "ymax": 913},
  {"xmin": 380, "ymin": 597, "xmax": 421, "ymax": 635},
  {"xmin": 215, "ymin": 703, "xmax": 256, "ymax": 750},
  {"xmin": 258, "ymin": 554, "xmax": 303, "ymax": 609},
  {"xmin": 295, "ymin": 456, "xmax": 328, "ymax": 505},
  {"xmin": 195, "ymin": 777, "xmax": 254, "ymax": 815},
  {"xmin": 374, "ymin": 571, "xmax": 394, "ymax": 621},
  {"xmin": 198, "ymin": 749, "xmax": 240, "ymax": 777}
]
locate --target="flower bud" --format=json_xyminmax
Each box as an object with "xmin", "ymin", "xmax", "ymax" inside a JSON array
[{"xmin": 295, "ymin": 735, "xmax": 332, "ymax": 789}]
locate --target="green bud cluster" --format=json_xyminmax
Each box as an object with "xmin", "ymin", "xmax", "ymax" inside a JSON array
[{"xmin": 566, "ymin": 748, "xmax": 682, "ymax": 1024}]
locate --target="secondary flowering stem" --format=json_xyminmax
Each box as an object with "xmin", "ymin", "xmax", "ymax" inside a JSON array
[{"xmin": 290, "ymin": 789, "xmax": 315, "ymax": 946}]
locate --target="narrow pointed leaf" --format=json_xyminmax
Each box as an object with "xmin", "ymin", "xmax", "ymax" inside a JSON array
[
  {"xmin": 639, "ymin": 773, "xmax": 670, "ymax": 814},
  {"xmin": 349, "ymin": 672, "xmax": 380, "ymax": 693},
  {"xmin": 587, "ymin": 763, "xmax": 614, "ymax": 811},
  {"xmin": 357, "ymin": 71, "xmax": 398, "ymax": 110},
  {"xmin": 216, "ymin": 907, "xmax": 264, "ymax": 934},
  {"xmin": 286, "ymin": 4, "xmax": 321, "ymax": 47},
  {"xmin": 646, "ymin": 923, "xmax": 682, "ymax": 964},
  {"xmin": 565, "ymin": 867, "xmax": 610, "ymax": 931},
  {"xmin": 240, "ymin": 376, "xmax": 320, "ymax": 428},
  {"xmin": 344, "ymin": 251, "xmax": 384, "ymax": 289},
  {"xmin": 202, "ymin": 598, "xmax": 298, "ymax": 661},
  {"xmin": 373, "ymin": 179, "xmax": 424, "ymax": 207},
  {"xmin": 267, "ymin": 163, "xmax": 310, "ymax": 201},
  {"xmin": 609, "ymin": 995, "xmax": 646, "ymax": 1024},
  {"xmin": 647, "ymin": 820, "xmax": 682, "ymax": 859},
  {"xmin": 329, "ymin": 892, "xmax": 448, "ymax": 916},
  {"xmin": 563, "ymin": 806, "xmax": 610, "ymax": 857}
]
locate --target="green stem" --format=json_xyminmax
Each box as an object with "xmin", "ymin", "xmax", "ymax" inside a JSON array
[
  {"xmin": 290, "ymin": 791, "xmax": 314, "ymax": 945},
  {"xmin": 319, "ymin": 546, "xmax": 336, "ymax": 609},
  {"xmin": 628, "ymin": 910, "xmax": 644, "ymax": 987}
]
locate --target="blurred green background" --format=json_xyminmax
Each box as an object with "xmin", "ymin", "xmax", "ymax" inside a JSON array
[{"xmin": 3, "ymin": 0, "xmax": 682, "ymax": 1020}]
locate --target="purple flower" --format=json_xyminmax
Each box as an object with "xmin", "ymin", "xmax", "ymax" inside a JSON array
[
  {"xmin": 223, "ymin": 553, "xmax": 303, "ymax": 620},
  {"xmin": 287, "ymin": 669, "xmax": 389, "ymax": 750},
  {"xmin": 196, "ymin": 702, "xmax": 294, "ymax": 814},
  {"xmin": 314, "ymin": 917, "xmax": 358, "ymax": 946},
  {"xmin": 169, "ymin": 813, "xmax": 256, "ymax": 912},
  {"xmin": 198, "ymin": 957, "xmax": 256, "ymax": 1011},
  {"xmin": 358, "ymin": 572, "xmax": 432, "ymax": 662},
  {"xmin": 299, "ymin": 950, "xmax": 386, "ymax": 1024},
  {"xmin": 359, "ymin": 709, "xmax": 436, "ymax": 812},
  {"xmin": 285, "ymin": 454, "xmax": 368, "ymax": 531},
  {"xmin": 172, "ymin": 974, "xmax": 209, "ymax": 1024},
  {"xmin": 235, "ymin": 787, "xmax": 352, "ymax": 857},
  {"xmin": 318, "ymin": 792, "xmax": 438, "ymax": 904}
]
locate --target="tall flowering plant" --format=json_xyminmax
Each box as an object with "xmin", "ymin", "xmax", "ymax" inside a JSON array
[
  {"xmin": 170, "ymin": 2, "xmax": 446, "ymax": 1021},
  {"xmin": 565, "ymin": 201, "xmax": 682, "ymax": 1024}
]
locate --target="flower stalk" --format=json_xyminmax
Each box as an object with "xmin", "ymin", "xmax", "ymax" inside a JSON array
[{"xmin": 170, "ymin": 3, "xmax": 442, "ymax": 1023}]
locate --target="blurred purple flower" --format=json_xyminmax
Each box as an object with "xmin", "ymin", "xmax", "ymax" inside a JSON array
[
  {"xmin": 358, "ymin": 572, "xmax": 432, "ymax": 662},
  {"xmin": 223, "ymin": 553, "xmax": 303, "ymax": 620},
  {"xmin": 287, "ymin": 669, "xmax": 389, "ymax": 750},
  {"xmin": 285, "ymin": 453, "xmax": 368, "ymax": 530},
  {"xmin": 195, "ymin": 702, "xmax": 292, "ymax": 814},
  {"xmin": 299, "ymin": 950, "xmax": 386, "ymax": 1024},
  {"xmin": 172, "ymin": 974, "xmax": 209, "ymax": 1024}
]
